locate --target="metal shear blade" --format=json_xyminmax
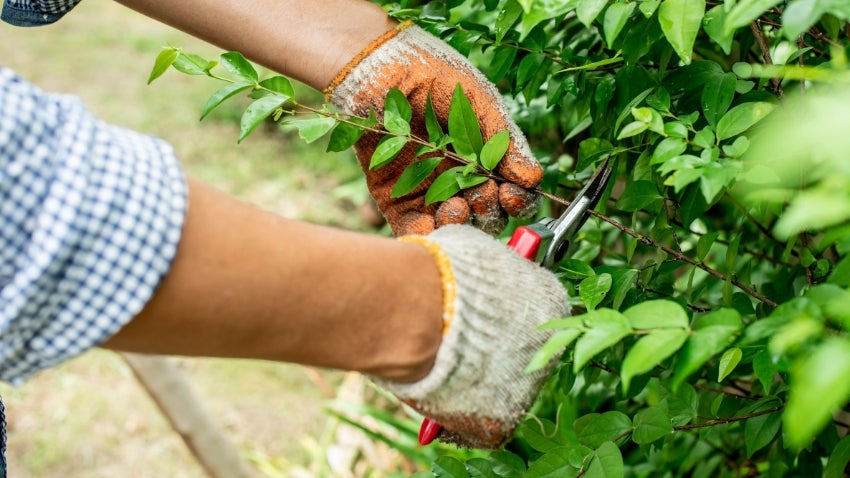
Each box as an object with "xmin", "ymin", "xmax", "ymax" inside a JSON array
[{"xmin": 538, "ymin": 158, "xmax": 613, "ymax": 269}]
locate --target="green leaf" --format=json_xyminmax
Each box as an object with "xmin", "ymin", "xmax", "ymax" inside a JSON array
[
  {"xmin": 615, "ymin": 180, "xmax": 662, "ymax": 212},
  {"xmin": 425, "ymin": 167, "xmax": 464, "ymax": 205},
  {"xmin": 617, "ymin": 121, "xmax": 649, "ymax": 140},
  {"xmin": 672, "ymin": 308, "xmax": 742, "ymax": 388},
  {"xmin": 425, "ymin": 91, "xmax": 444, "ymax": 143},
  {"xmin": 457, "ymin": 174, "xmax": 489, "ymax": 190},
  {"xmin": 724, "ymin": 0, "xmax": 782, "ymax": 35},
  {"xmin": 611, "ymin": 269, "xmax": 638, "ymax": 310},
  {"xmin": 560, "ymin": 259, "xmax": 596, "ymax": 280},
  {"xmin": 744, "ymin": 407, "xmax": 781, "ymax": 458},
  {"xmin": 369, "ymin": 135, "xmax": 408, "ymax": 169},
  {"xmin": 651, "ymin": 137, "xmax": 688, "ymax": 165},
  {"xmin": 785, "ymin": 338, "xmax": 850, "ymax": 447},
  {"xmin": 584, "ymin": 441, "xmax": 624, "ymax": 478},
  {"xmin": 433, "ymin": 456, "xmax": 470, "ymax": 478},
  {"xmin": 284, "ymin": 115, "xmax": 336, "ymax": 144},
  {"xmin": 488, "ymin": 46, "xmax": 518, "ymax": 83},
  {"xmin": 238, "ymin": 96, "xmax": 286, "ymax": 142},
  {"xmin": 702, "ymin": 72, "xmax": 737, "ymax": 128},
  {"xmin": 259, "ymin": 76, "xmax": 295, "ymax": 97},
  {"xmin": 717, "ymin": 346, "xmax": 742, "ymax": 382},
  {"xmin": 703, "ymin": 5, "xmax": 734, "ymax": 54},
  {"xmin": 751, "ymin": 350, "xmax": 777, "ymax": 394},
  {"xmin": 526, "ymin": 328, "xmax": 583, "ymax": 373},
  {"xmin": 632, "ymin": 407, "xmax": 674, "ymax": 444},
  {"xmin": 220, "ymin": 51, "xmax": 258, "ymax": 82},
  {"xmin": 172, "ymin": 52, "xmax": 216, "ymax": 75},
  {"xmin": 199, "ymin": 82, "xmax": 253, "ymax": 121},
  {"xmin": 577, "ymin": 0, "xmax": 607, "ymax": 27},
  {"xmin": 480, "ymin": 130, "xmax": 511, "ymax": 171},
  {"xmin": 825, "ymin": 435, "xmax": 850, "ymax": 478},
  {"xmin": 658, "ymin": 0, "xmax": 706, "ymax": 65},
  {"xmin": 517, "ymin": 0, "xmax": 581, "ymax": 39},
  {"xmin": 148, "ymin": 47, "xmax": 179, "ymax": 84},
  {"xmin": 516, "ymin": 52, "xmax": 546, "ymax": 90},
  {"xmin": 495, "ymin": 0, "xmax": 523, "ymax": 42},
  {"xmin": 326, "ymin": 121, "xmax": 364, "ymax": 152},
  {"xmin": 448, "ymin": 83, "xmax": 484, "ymax": 158},
  {"xmin": 623, "ymin": 299, "xmax": 689, "ymax": 329},
  {"xmin": 604, "ymin": 3, "xmax": 636, "ymax": 46},
  {"xmin": 640, "ymin": 0, "xmax": 662, "ymax": 17},
  {"xmin": 489, "ymin": 450, "xmax": 527, "ymax": 477},
  {"xmin": 716, "ymin": 101, "xmax": 775, "ymax": 140},
  {"xmin": 391, "ymin": 157, "xmax": 442, "ymax": 198},
  {"xmin": 580, "ymin": 273, "xmax": 613, "ymax": 311},
  {"xmin": 696, "ymin": 231, "xmax": 719, "ymax": 261},
  {"xmin": 782, "ymin": 0, "xmax": 843, "ymax": 40},
  {"xmin": 621, "ymin": 329, "xmax": 689, "ymax": 392},
  {"xmin": 574, "ymin": 309, "xmax": 633, "ymax": 372},
  {"xmin": 383, "ymin": 87, "xmax": 412, "ymax": 136},
  {"xmin": 465, "ymin": 458, "xmax": 496, "ymax": 478},
  {"xmin": 574, "ymin": 412, "xmax": 632, "ymax": 448},
  {"xmin": 524, "ymin": 446, "xmax": 581, "ymax": 477}
]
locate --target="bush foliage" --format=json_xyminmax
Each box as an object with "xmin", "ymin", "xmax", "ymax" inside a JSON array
[{"xmin": 153, "ymin": 0, "xmax": 850, "ymax": 476}]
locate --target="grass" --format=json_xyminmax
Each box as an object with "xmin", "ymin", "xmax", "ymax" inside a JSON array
[{"xmin": 0, "ymin": 2, "xmax": 381, "ymax": 476}]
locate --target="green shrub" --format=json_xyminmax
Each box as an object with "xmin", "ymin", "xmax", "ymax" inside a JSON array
[{"xmin": 153, "ymin": 1, "xmax": 850, "ymax": 475}]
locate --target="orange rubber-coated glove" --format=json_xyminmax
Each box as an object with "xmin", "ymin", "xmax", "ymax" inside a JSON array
[{"xmin": 326, "ymin": 22, "xmax": 542, "ymax": 236}]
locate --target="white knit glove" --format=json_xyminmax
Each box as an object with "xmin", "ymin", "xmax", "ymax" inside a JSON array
[{"xmin": 380, "ymin": 224, "xmax": 569, "ymax": 448}]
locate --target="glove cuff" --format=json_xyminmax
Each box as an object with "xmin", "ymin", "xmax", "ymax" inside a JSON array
[{"xmin": 324, "ymin": 20, "xmax": 415, "ymax": 100}]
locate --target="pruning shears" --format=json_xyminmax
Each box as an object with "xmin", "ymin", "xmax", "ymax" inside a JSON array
[{"xmin": 418, "ymin": 158, "xmax": 614, "ymax": 446}]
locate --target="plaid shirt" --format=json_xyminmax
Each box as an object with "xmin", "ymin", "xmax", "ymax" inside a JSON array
[{"xmin": 1, "ymin": 2, "xmax": 189, "ymax": 473}]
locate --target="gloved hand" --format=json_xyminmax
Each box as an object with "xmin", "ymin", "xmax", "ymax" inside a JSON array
[
  {"xmin": 326, "ymin": 22, "xmax": 543, "ymax": 237},
  {"xmin": 377, "ymin": 224, "xmax": 569, "ymax": 449}
]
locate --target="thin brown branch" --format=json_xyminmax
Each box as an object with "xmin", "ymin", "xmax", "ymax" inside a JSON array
[
  {"xmin": 542, "ymin": 188, "xmax": 779, "ymax": 308},
  {"xmin": 749, "ymin": 22, "xmax": 784, "ymax": 99},
  {"xmin": 674, "ymin": 405, "xmax": 783, "ymax": 431}
]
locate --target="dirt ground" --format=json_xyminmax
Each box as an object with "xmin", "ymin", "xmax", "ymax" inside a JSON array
[{"xmin": 0, "ymin": 2, "xmax": 381, "ymax": 476}]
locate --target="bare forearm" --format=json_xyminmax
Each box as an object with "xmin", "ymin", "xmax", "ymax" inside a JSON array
[
  {"xmin": 115, "ymin": 0, "xmax": 396, "ymax": 89},
  {"xmin": 101, "ymin": 179, "xmax": 442, "ymax": 382}
]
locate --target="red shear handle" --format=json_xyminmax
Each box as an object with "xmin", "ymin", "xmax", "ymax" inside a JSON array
[{"xmin": 417, "ymin": 226, "xmax": 544, "ymax": 445}]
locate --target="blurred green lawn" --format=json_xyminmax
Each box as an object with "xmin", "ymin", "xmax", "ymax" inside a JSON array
[{"xmin": 0, "ymin": 2, "xmax": 378, "ymax": 476}]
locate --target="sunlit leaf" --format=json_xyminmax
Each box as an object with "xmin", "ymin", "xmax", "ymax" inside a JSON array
[
  {"xmin": 574, "ymin": 309, "xmax": 632, "ymax": 372},
  {"xmin": 672, "ymin": 308, "xmax": 742, "ymax": 389},
  {"xmin": 370, "ymin": 135, "xmax": 408, "ymax": 169},
  {"xmin": 717, "ymin": 347, "xmax": 742, "ymax": 382},
  {"xmin": 716, "ymin": 102, "xmax": 775, "ymax": 140},
  {"xmin": 604, "ymin": 2, "xmax": 636, "ymax": 47},
  {"xmin": 200, "ymin": 81, "xmax": 253, "ymax": 121},
  {"xmin": 220, "ymin": 51, "xmax": 258, "ymax": 82},
  {"xmin": 148, "ymin": 47, "xmax": 179, "ymax": 84},
  {"xmin": 658, "ymin": 0, "xmax": 705, "ymax": 65},
  {"xmin": 238, "ymin": 96, "xmax": 286, "ymax": 142},
  {"xmin": 425, "ymin": 167, "xmax": 464, "ymax": 205},
  {"xmin": 480, "ymin": 130, "xmax": 510, "ymax": 171},
  {"xmin": 284, "ymin": 115, "xmax": 336, "ymax": 144},
  {"xmin": 580, "ymin": 273, "xmax": 612, "ymax": 311},
  {"xmin": 621, "ymin": 329, "xmax": 689, "ymax": 392}
]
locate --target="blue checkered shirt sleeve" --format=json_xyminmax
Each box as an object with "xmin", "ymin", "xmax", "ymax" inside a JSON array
[
  {"xmin": 0, "ymin": 67, "xmax": 187, "ymax": 384},
  {"xmin": 2, "ymin": 0, "xmax": 82, "ymax": 26}
]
